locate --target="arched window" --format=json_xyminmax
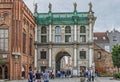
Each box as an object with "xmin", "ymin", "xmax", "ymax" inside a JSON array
[
  {"xmin": 0, "ymin": 25, "xmax": 8, "ymax": 51},
  {"xmin": 55, "ymin": 26, "xmax": 61, "ymax": 34},
  {"xmin": 97, "ymin": 52, "xmax": 101, "ymax": 59},
  {"xmin": 65, "ymin": 26, "xmax": 71, "ymax": 33},
  {"xmin": 41, "ymin": 26, "xmax": 47, "ymax": 34},
  {"xmin": 80, "ymin": 26, "xmax": 86, "ymax": 33}
]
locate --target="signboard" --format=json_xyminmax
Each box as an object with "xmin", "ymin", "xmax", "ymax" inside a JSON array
[{"xmin": 2, "ymin": 54, "xmax": 7, "ymax": 58}]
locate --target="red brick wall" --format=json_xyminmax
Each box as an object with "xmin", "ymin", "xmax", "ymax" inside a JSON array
[
  {"xmin": 0, "ymin": 0, "xmax": 35, "ymax": 80},
  {"xmin": 94, "ymin": 44, "xmax": 114, "ymax": 76}
]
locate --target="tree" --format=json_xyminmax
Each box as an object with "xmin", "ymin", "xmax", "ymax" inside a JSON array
[{"xmin": 111, "ymin": 44, "xmax": 120, "ymax": 72}]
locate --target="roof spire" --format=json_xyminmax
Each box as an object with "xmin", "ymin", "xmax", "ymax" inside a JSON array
[
  {"xmin": 74, "ymin": 2, "xmax": 77, "ymax": 12},
  {"xmin": 89, "ymin": 2, "xmax": 92, "ymax": 12},
  {"xmin": 49, "ymin": 3, "xmax": 52, "ymax": 12}
]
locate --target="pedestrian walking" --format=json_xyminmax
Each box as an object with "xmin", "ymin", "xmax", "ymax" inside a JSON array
[
  {"xmin": 43, "ymin": 69, "xmax": 49, "ymax": 82},
  {"xmin": 35, "ymin": 70, "xmax": 43, "ymax": 82},
  {"xmin": 28, "ymin": 68, "xmax": 33, "ymax": 82}
]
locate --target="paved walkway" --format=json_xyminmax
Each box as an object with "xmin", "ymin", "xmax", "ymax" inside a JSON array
[
  {"xmin": 1, "ymin": 77, "xmax": 119, "ymax": 82},
  {"xmin": 97, "ymin": 77, "xmax": 120, "ymax": 82},
  {"xmin": 3, "ymin": 77, "xmax": 94, "ymax": 82},
  {"xmin": 2, "ymin": 77, "xmax": 86, "ymax": 82}
]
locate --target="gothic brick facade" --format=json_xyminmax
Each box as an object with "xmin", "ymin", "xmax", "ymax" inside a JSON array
[{"xmin": 0, "ymin": 0, "xmax": 35, "ymax": 80}]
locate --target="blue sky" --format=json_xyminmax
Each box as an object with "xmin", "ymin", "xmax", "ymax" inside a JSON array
[{"xmin": 24, "ymin": 0, "xmax": 120, "ymax": 32}]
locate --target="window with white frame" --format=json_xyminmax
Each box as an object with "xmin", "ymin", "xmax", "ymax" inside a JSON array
[
  {"xmin": 65, "ymin": 35, "xmax": 71, "ymax": 42},
  {"xmin": 80, "ymin": 26, "xmax": 86, "ymax": 33},
  {"xmin": 65, "ymin": 26, "xmax": 71, "ymax": 33},
  {"xmin": 55, "ymin": 35, "xmax": 61, "ymax": 43},
  {"xmin": 41, "ymin": 26, "xmax": 47, "ymax": 34},
  {"xmin": 80, "ymin": 35, "xmax": 86, "ymax": 42},
  {"xmin": 55, "ymin": 26, "xmax": 61, "ymax": 34},
  {"xmin": 80, "ymin": 51, "xmax": 86, "ymax": 59},
  {"xmin": 55, "ymin": 26, "xmax": 61, "ymax": 43},
  {"xmin": 0, "ymin": 27, "xmax": 8, "ymax": 51}
]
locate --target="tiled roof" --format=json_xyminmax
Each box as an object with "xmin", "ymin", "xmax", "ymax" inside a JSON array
[{"xmin": 94, "ymin": 32, "xmax": 109, "ymax": 43}]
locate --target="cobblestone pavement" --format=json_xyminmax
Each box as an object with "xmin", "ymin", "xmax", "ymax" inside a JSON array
[
  {"xmin": 4, "ymin": 77, "xmax": 84, "ymax": 82},
  {"xmin": 2, "ymin": 77, "xmax": 120, "ymax": 82},
  {"xmin": 96, "ymin": 77, "xmax": 120, "ymax": 82}
]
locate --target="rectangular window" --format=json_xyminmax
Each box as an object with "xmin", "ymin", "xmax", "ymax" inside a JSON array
[
  {"xmin": 41, "ymin": 51, "xmax": 46, "ymax": 59},
  {"xmin": 41, "ymin": 35, "xmax": 47, "ymax": 43},
  {"xmin": 65, "ymin": 35, "xmax": 71, "ymax": 42},
  {"xmin": 23, "ymin": 33, "xmax": 26, "ymax": 53},
  {"xmin": 55, "ymin": 35, "xmax": 61, "ymax": 43},
  {"xmin": 29, "ymin": 38, "xmax": 32, "ymax": 56},
  {"xmin": 80, "ymin": 35, "xmax": 86, "ymax": 42},
  {"xmin": 113, "ymin": 36, "xmax": 117, "ymax": 41},
  {"xmin": 80, "ymin": 51, "xmax": 86, "ymax": 59},
  {"xmin": 105, "ymin": 46, "xmax": 110, "ymax": 52},
  {"xmin": 0, "ymin": 29, "xmax": 8, "ymax": 51}
]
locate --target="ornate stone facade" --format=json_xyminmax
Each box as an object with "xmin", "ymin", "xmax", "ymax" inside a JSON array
[
  {"xmin": 0, "ymin": 0, "xmax": 35, "ymax": 80},
  {"xmin": 35, "ymin": 3, "xmax": 96, "ymax": 76}
]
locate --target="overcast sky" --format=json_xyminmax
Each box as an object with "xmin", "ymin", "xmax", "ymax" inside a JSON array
[{"xmin": 24, "ymin": 0, "xmax": 120, "ymax": 32}]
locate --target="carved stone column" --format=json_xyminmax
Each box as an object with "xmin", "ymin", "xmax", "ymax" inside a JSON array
[{"xmin": 48, "ymin": 45, "xmax": 52, "ymax": 68}]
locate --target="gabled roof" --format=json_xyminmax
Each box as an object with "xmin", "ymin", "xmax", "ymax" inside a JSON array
[
  {"xmin": 94, "ymin": 32, "xmax": 109, "ymax": 43},
  {"xmin": 94, "ymin": 43, "xmax": 110, "ymax": 54}
]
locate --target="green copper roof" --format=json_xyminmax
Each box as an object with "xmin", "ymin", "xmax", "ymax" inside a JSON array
[{"xmin": 34, "ymin": 12, "xmax": 90, "ymax": 26}]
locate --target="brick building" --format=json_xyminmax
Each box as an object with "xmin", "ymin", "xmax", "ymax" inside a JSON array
[
  {"xmin": 94, "ymin": 29, "xmax": 120, "ymax": 53},
  {"xmin": 94, "ymin": 44, "xmax": 114, "ymax": 75},
  {"xmin": 0, "ymin": 0, "xmax": 35, "ymax": 80}
]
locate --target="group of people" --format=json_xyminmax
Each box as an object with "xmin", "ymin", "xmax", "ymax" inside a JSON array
[
  {"xmin": 28, "ymin": 68, "xmax": 50, "ymax": 82},
  {"xmin": 80, "ymin": 68, "xmax": 96, "ymax": 82},
  {"xmin": 57, "ymin": 70, "xmax": 72, "ymax": 78}
]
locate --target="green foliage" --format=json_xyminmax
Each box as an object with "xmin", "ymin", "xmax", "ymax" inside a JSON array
[
  {"xmin": 0, "ymin": 58, "xmax": 5, "ymax": 66},
  {"xmin": 113, "ymin": 73, "xmax": 120, "ymax": 79},
  {"xmin": 100, "ymin": 73, "xmax": 113, "ymax": 77},
  {"xmin": 111, "ymin": 44, "xmax": 120, "ymax": 68}
]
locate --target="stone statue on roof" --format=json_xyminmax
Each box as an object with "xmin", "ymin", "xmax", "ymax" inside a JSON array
[
  {"xmin": 34, "ymin": 3, "xmax": 38, "ymax": 12},
  {"xmin": 49, "ymin": 3, "xmax": 52, "ymax": 11},
  {"xmin": 74, "ymin": 2, "xmax": 77, "ymax": 11},
  {"xmin": 89, "ymin": 2, "xmax": 92, "ymax": 12}
]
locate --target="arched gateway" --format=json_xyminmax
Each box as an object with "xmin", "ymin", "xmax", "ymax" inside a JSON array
[
  {"xmin": 55, "ymin": 51, "xmax": 71, "ymax": 74},
  {"xmin": 34, "ymin": 3, "xmax": 96, "ymax": 76}
]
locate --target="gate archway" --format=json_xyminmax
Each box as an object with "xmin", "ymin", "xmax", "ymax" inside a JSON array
[{"xmin": 55, "ymin": 51, "xmax": 72, "ymax": 74}]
